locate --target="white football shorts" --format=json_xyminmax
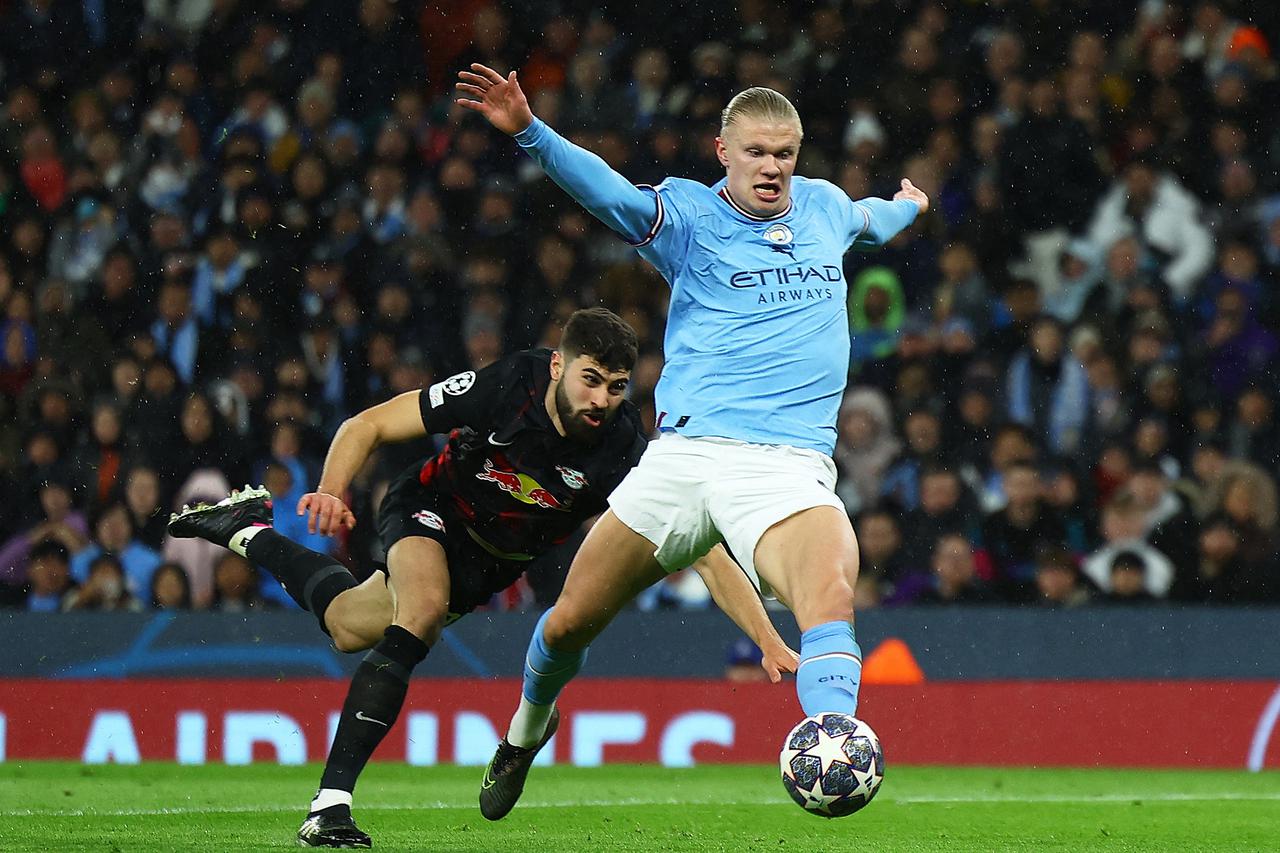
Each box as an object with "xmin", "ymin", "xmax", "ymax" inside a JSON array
[{"xmin": 607, "ymin": 432, "xmax": 843, "ymax": 593}]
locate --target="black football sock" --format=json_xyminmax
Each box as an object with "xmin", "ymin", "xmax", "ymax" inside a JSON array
[
  {"xmin": 244, "ymin": 529, "xmax": 357, "ymax": 632},
  {"xmin": 318, "ymin": 625, "xmax": 430, "ymax": 795}
]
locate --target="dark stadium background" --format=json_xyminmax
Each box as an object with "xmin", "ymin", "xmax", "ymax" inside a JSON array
[{"xmin": 1, "ymin": 0, "xmax": 1280, "ymax": 771}]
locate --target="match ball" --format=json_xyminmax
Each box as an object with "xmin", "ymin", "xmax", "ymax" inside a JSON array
[{"xmin": 779, "ymin": 712, "xmax": 884, "ymax": 817}]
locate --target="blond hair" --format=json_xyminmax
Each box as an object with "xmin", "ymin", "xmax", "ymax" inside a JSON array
[
  {"xmin": 1205, "ymin": 460, "xmax": 1279, "ymax": 530},
  {"xmin": 720, "ymin": 87, "xmax": 803, "ymax": 138}
]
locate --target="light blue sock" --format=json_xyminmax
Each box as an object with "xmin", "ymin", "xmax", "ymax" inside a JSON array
[
  {"xmin": 796, "ymin": 621, "xmax": 862, "ymax": 716},
  {"xmin": 521, "ymin": 608, "xmax": 588, "ymax": 705}
]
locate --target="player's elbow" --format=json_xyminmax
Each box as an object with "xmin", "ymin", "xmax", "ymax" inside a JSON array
[
  {"xmin": 346, "ymin": 411, "xmax": 391, "ymax": 447},
  {"xmin": 861, "ymin": 223, "xmax": 897, "ymax": 247}
]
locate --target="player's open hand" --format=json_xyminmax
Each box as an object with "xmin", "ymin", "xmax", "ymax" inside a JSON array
[
  {"xmin": 297, "ymin": 491, "xmax": 356, "ymax": 536},
  {"xmin": 894, "ymin": 178, "xmax": 930, "ymax": 215},
  {"xmin": 761, "ymin": 639, "xmax": 801, "ymax": 684},
  {"xmin": 455, "ymin": 63, "xmax": 534, "ymax": 136}
]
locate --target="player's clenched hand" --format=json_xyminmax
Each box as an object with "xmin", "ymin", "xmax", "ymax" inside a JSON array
[
  {"xmin": 455, "ymin": 63, "xmax": 535, "ymax": 136},
  {"xmin": 297, "ymin": 492, "xmax": 356, "ymax": 536},
  {"xmin": 761, "ymin": 639, "xmax": 800, "ymax": 684},
  {"xmin": 894, "ymin": 178, "xmax": 930, "ymax": 215}
]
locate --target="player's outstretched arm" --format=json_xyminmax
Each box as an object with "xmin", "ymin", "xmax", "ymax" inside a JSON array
[
  {"xmin": 693, "ymin": 546, "xmax": 799, "ymax": 683},
  {"xmin": 456, "ymin": 63, "xmax": 658, "ymax": 246},
  {"xmin": 301, "ymin": 390, "xmax": 428, "ymax": 536},
  {"xmin": 852, "ymin": 178, "xmax": 930, "ymax": 248}
]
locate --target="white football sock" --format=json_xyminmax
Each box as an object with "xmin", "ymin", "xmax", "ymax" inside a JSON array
[
  {"xmin": 310, "ymin": 788, "xmax": 353, "ymax": 813},
  {"xmin": 228, "ymin": 524, "xmax": 268, "ymax": 557},
  {"xmin": 506, "ymin": 696, "xmax": 555, "ymax": 748}
]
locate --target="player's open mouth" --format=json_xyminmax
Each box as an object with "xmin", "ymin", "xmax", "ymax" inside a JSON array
[
  {"xmin": 582, "ymin": 411, "xmax": 604, "ymax": 427},
  {"xmin": 753, "ymin": 183, "xmax": 781, "ymax": 202}
]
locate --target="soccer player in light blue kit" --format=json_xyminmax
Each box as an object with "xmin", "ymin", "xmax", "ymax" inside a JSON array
[{"xmin": 456, "ymin": 63, "xmax": 928, "ymax": 818}]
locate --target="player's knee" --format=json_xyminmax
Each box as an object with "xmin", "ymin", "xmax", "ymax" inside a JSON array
[
  {"xmin": 394, "ymin": 596, "xmax": 448, "ymax": 645},
  {"xmin": 543, "ymin": 606, "xmax": 595, "ymax": 653},
  {"xmin": 799, "ymin": 575, "xmax": 855, "ymax": 626}
]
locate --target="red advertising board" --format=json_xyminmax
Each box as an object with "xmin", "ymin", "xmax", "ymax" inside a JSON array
[{"xmin": 2, "ymin": 679, "xmax": 1278, "ymax": 769}]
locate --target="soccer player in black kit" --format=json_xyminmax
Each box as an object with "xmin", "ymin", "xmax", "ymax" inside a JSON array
[{"xmin": 169, "ymin": 308, "xmax": 796, "ymax": 848}]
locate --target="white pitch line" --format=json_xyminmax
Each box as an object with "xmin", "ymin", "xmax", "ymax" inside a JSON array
[
  {"xmin": 0, "ymin": 799, "xmax": 780, "ymax": 817},
  {"xmin": 6, "ymin": 792, "xmax": 1280, "ymax": 817},
  {"xmin": 896, "ymin": 792, "xmax": 1280, "ymax": 804}
]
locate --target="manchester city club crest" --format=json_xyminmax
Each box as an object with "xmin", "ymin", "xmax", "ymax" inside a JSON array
[{"xmin": 763, "ymin": 223, "xmax": 794, "ymax": 245}]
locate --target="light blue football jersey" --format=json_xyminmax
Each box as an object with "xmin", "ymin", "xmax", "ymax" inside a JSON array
[
  {"xmin": 637, "ymin": 175, "xmax": 886, "ymax": 455},
  {"xmin": 512, "ymin": 118, "xmax": 917, "ymax": 456}
]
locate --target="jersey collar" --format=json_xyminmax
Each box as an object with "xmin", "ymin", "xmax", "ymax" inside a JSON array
[{"xmin": 716, "ymin": 182, "xmax": 793, "ymax": 222}]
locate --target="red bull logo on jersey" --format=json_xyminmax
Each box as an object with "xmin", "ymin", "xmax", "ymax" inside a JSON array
[{"xmin": 476, "ymin": 458, "xmax": 564, "ymax": 510}]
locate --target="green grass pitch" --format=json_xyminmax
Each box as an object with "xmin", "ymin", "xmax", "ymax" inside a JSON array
[{"xmin": 1, "ymin": 763, "xmax": 1278, "ymax": 851}]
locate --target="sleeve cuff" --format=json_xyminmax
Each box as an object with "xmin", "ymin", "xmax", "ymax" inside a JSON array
[
  {"xmin": 625, "ymin": 185, "xmax": 665, "ymax": 247},
  {"xmin": 513, "ymin": 117, "xmax": 547, "ymax": 148}
]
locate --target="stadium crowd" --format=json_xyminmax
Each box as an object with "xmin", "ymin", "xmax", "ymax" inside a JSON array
[{"xmin": 2, "ymin": 0, "xmax": 1280, "ymax": 613}]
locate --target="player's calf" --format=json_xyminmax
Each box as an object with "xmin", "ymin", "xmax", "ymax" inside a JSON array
[
  {"xmin": 324, "ymin": 576, "xmax": 395, "ymax": 653},
  {"xmin": 168, "ymin": 488, "xmax": 359, "ymax": 635},
  {"xmin": 796, "ymin": 620, "xmax": 863, "ymax": 717}
]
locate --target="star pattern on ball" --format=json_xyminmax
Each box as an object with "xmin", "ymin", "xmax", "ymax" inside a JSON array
[
  {"xmin": 805, "ymin": 723, "xmax": 857, "ymax": 777},
  {"xmin": 782, "ymin": 714, "xmax": 883, "ymax": 818},
  {"xmin": 800, "ymin": 776, "xmax": 840, "ymax": 812}
]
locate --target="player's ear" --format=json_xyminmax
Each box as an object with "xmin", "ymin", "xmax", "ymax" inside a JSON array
[
  {"xmin": 550, "ymin": 350, "xmax": 564, "ymax": 381},
  {"xmin": 715, "ymin": 136, "xmax": 729, "ymax": 168}
]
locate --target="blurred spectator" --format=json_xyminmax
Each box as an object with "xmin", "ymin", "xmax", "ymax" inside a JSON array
[
  {"xmin": 980, "ymin": 461, "xmax": 1066, "ymax": 596},
  {"xmin": 71, "ymin": 400, "xmax": 130, "ymax": 509},
  {"xmin": 1085, "ymin": 157, "xmax": 1214, "ymax": 305},
  {"xmin": 848, "ymin": 266, "xmax": 905, "ymax": 376},
  {"xmin": 898, "ymin": 466, "xmax": 976, "ymax": 574},
  {"xmin": 1081, "ymin": 493, "xmax": 1176, "ymax": 598},
  {"xmin": 1041, "ymin": 461, "xmax": 1094, "ymax": 555},
  {"xmin": 880, "ymin": 408, "xmax": 943, "ymax": 512},
  {"xmin": 1168, "ymin": 514, "xmax": 1266, "ymax": 604},
  {"xmin": 723, "ymin": 637, "xmax": 767, "ymax": 683},
  {"xmin": 914, "ymin": 533, "xmax": 996, "ymax": 605},
  {"xmin": 1034, "ymin": 547, "xmax": 1092, "ymax": 608},
  {"xmin": 64, "ymin": 553, "xmax": 143, "ymax": 612},
  {"xmin": 210, "ymin": 552, "xmax": 274, "ymax": 612},
  {"xmin": 1127, "ymin": 461, "xmax": 1198, "ymax": 576},
  {"xmin": 1201, "ymin": 461, "xmax": 1280, "ymax": 593},
  {"xmin": 123, "ymin": 465, "xmax": 168, "ymax": 550},
  {"xmin": 1198, "ymin": 286, "xmax": 1279, "ymax": 400},
  {"xmin": 162, "ymin": 468, "xmax": 234, "ymax": 607},
  {"xmin": 1096, "ymin": 550, "xmax": 1158, "ymax": 605},
  {"xmin": 25, "ymin": 539, "xmax": 76, "ymax": 613},
  {"xmin": 150, "ymin": 562, "xmax": 193, "ymax": 611},
  {"xmin": 834, "ymin": 388, "xmax": 901, "ymax": 515},
  {"xmin": 1006, "ymin": 316, "xmax": 1089, "ymax": 455},
  {"xmin": 855, "ymin": 509, "xmax": 907, "ymax": 602},
  {"xmin": 1226, "ymin": 385, "xmax": 1280, "ymax": 468},
  {"xmin": 0, "ymin": 476, "xmax": 89, "ymax": 586},
  {"xmin": 70, "ymin": 502, "xmax": 163, "ymax": 597}
]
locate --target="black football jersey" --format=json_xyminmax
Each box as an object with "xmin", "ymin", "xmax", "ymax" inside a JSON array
[{"xmin": 414, "ymin": 349, "xmax": 647, "ymax": 557}]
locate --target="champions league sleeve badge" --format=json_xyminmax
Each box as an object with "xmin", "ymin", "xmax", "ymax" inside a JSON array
[{"xmin": 428, "ymin": 370, "xmax": 477, "ymax": 408}]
